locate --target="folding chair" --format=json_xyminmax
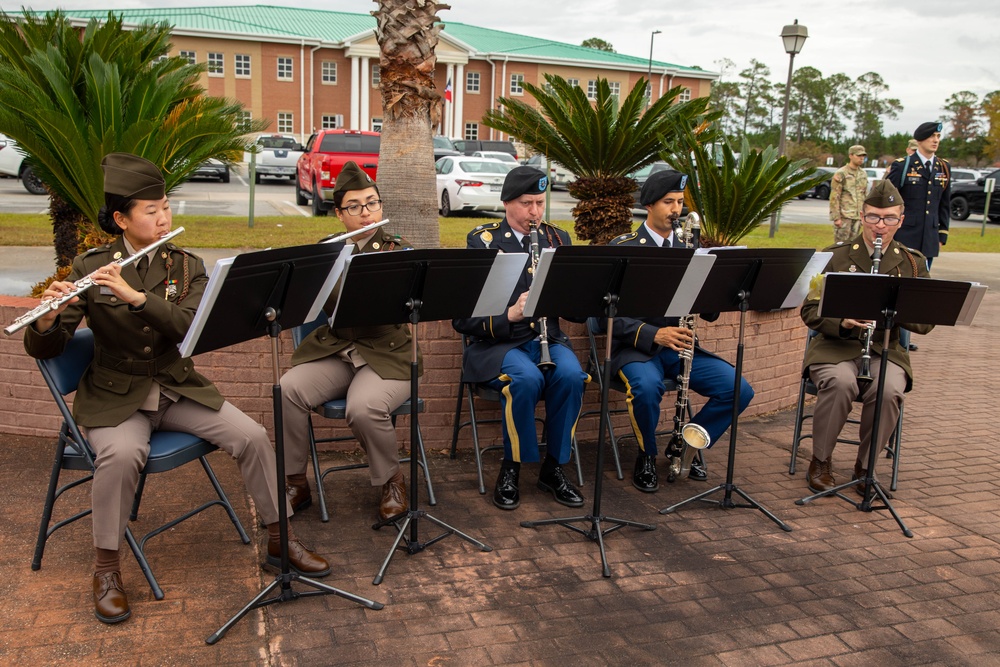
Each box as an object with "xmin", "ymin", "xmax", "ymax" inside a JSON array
[
  {"xmin": 450, "ymin": 335, "xmax": 583, "ymax": 494},
  {"xmin": 788, "ymin": 329, "xmax": 904, "ymax": 491},
  {"xmin": 291, "ymin": 315, "xmax": 435, "ymax": 523},
  {"xmin": 32, "ymin": 327, "xmax": 250, "ymax": 601}
]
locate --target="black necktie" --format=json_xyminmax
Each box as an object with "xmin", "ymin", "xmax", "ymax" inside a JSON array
[
  {"xmin": 136, "ymin": 255, "xmax": 148, "ymax": 279},
  {"xmin": 522, "ymin": 235, "xmax": 531, "ymax": 253},
  {"xmin": 925, "ymin": 159, "xmax": 932, "ymax": 174}
]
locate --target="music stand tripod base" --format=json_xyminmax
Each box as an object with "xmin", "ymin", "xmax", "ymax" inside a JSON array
[
  {"xmin": 795, "ymin": 477, "xmax": 913, "ymax": 538},
  {"xmin": 520, "ymin": 513, "xmax": 655, "ymax": 579},
  {"xmin": 372, "ymin": 509, "xmax": 493, "ymax": 585}
]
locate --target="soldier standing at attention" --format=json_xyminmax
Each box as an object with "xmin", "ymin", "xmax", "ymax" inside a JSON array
[{"xmin": 830, "ymin": 145, "xmax": 868, "ymax": 243}]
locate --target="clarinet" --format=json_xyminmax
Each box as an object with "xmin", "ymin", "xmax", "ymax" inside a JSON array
[
  {"xmin": 4, "ymin": 227, "xmax": 185, "ymax": 336},
  {"xmin": 527, "ymin": 220, "xmax": 556, "ymax": 371},
  {"xmin": 856, "ymin": 233, "xmax": 883, "ymax": 384}
]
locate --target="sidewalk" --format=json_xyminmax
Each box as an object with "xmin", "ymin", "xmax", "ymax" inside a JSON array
[{"xmin": 1, "ymin": 278, "xmax": 998, "ymax": 664}]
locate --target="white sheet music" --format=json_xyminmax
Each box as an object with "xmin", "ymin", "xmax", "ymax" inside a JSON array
[
  {"xmin": 664, "ymin": 253, "xmax": 717, "ymax": 317},
  {"xmin": 305, "ymin": 245, "xmax": 355, "ymax": 325},
  {"xmin": 178, "ymin": 256, "xmax": 235, "ymax": 358},
  {"xmin": 474, "ymin": 252, "xmax": 529, "ymax": 317},
  {"xmin": 781, "ymin": 251, "xmax": 833, "ymax": 309},
  {"xmin": 522, "ymin": 248, "xmax": 555, "ymax": 318}
]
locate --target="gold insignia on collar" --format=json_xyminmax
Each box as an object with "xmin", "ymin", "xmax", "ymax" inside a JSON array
[
  {"xmin": 372, "ymin": 242, "xmax": 380, "ymax": 249},
  {"xmin": 852, "ymin": 244, "xmax": 860, "ymax": 250},
  {"xmin": 893, "ymin": 247, "xmax": 900, "ymax": 254},
  {"xmin": 504, "ymin": 232, "xmax": 511, "ymax": 238},
  {"xmin": 639, "ymin": 238, "xmax": 647, "ymax": 244},
  {"xmin": 161, "ymin": 251, "xmax": 167, "ymax": 259},
  {"xmin": 849, "ymin": 265, "xmax": 857, "ymax": 272},
  {"xmin": 113, "ymin": 251, "xmax": 123, "ymax": 259}
]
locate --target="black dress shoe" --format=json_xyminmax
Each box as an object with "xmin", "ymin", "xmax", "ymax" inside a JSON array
[
  {"xmin": 537, "ymin": 465, "xmax": 584, "ymax": 507},
  {"xmin": 493, "ymin": 466, "xmax": 520, "ymax": 510},
  {"xmin": 688, "ymin": 453, "xmax": 708, "ymax": 481},
  {"xmin": 632, "ymin": 454, "xmax": 659, "ymax": 493},
  {"xmin": 908, "ymin": 343, "xmax": 918, "ymax": 351}
]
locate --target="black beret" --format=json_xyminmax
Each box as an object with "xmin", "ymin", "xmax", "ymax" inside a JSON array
[
  {"xmin": 864, "ymin": 179, "xmax": 903, "ymax": 208},
  {"xmin": 913, "ymin": 122, "xmax": 942, "ymax": 141},
  {"xmin": 102, "ymin": 153, "xmax": 165, "ymax": 200},
  {"xmin": 333, "ymin": 161, "xmax": 378, "ymax": 198},
  {"xmin": 639, "ymin": 169, "xmax": 688, "ymax": 206},
  {"xmin": 501, "ymin": 166, "xmax": 548, "ymax": 202}
]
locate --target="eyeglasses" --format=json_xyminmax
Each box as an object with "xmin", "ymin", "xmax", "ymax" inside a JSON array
[
  {"xmin": 339, "ymin": 199, "xmax": 382, "ymax": 216},
  {"xmin": 862, "ymin": 214, "xmax": 901, "ymax": 226}
]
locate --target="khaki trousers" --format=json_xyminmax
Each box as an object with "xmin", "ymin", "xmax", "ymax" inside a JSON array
[
  {"xmin": 279, "ymin": 356, "xmax": 409, "ymax": 486},
  {"xmin": 87, "ymin": 396, "xmax": 288, "ymax": 550},
  {"xmin": 808, "ymin": 358, "xmax": 906, "ymax": 466}
]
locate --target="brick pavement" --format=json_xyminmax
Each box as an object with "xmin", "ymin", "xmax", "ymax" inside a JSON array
[{"xmin": 1, "ymin": 289, "xmax": 999, "ymax": 666}]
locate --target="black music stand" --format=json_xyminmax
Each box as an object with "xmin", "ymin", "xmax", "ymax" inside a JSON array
[
  {"xmin": 661, "ymin": 248, "xmax": 815, "ymax": 532},
  {"xmin": 795, "ymin": 273, "xmax": 978, "ymax": 537},
  {"xmin": 518, "ymin": 245, "xmax": 699, "ymax": 577},
  {"xmin": 194, "ymin": 243, "xmax": 385, "ymax": 645},
  {"xmin": 331, "ymin": 248, "xmax": 513, "ymax": 585}
]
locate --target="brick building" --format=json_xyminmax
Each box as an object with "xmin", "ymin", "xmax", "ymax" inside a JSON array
[{"xmin": 57, "ymin": 5, "xmax": 717, "ymax": 144}]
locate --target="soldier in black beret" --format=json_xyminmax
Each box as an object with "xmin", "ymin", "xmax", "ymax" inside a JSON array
[
  {"xmin": 800, "ymin": 178, "xmax": 932, "ymax": 494},
  {"xmin": 453, "ymin": 165, "xmax": 587, "ymax": 511},
  {"xmin": 24, "ymin": 153, "xmax": 331, "ymax": 625}
]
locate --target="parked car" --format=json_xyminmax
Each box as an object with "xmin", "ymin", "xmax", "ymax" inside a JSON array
[
  {"xmin": 950, "ymin": 168, "xmax": 1000, "ymax": 222},
  {"xmin": 433, "ymin": 135, "xmax": 461, "ymax": 162},
  {"xmin": 435, "ymin": 156, "xmax": 513, "ymax": 216},
  {"xmin": 252, "ymin": 133, "xmax": 303, "ymax": 184},
  {"xmin": 949, "ymin": 167, "xmax": 980, "ymax": 184},
  {"xmin": 452, "ymin": 139, "xmax": 517, "ymax": 160},
  {"xmin": 524, "ymin": 154, "xmax": 576, "ymax": 190},
  {"xmin": 190, "ymin": 158, "xmax": 230, "ymax": 183},
  {"xmin": 0, "ymin": 133, "xmax": 47, "ymax": 194},
  {"xmin": 471, "ymin": 150, "xmax": 518, "ymax": 166},
  {"xmin": 799, "ymin": 166, "xmax": 837, "ymax": 200},
  {"xmin": 296, "ymin": 129, "xmax": 380, "ymax": 216},
  {"xmin": 864, "ymin": 167, "xmax": 886, "ymax": 181}
]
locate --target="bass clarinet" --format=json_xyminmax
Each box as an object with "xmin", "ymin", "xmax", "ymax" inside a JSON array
[
  {"xmin": 527, "ymin": 220, "xmax": 556, "ymax": 370},
  {"xmin": 666, "ymin": 213, "xmax": 711, "ymax": 482},
  {"xmin": 4, "ymin": 227, "xmax": 185, "ymax": 336},
  {"xmin": 856, "ymin": 233, "xmax": 883, "ymax": 384}
]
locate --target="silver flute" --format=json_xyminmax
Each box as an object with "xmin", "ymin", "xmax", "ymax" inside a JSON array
[
  {"xmin": 4, "ymin": 227, "xmax": 185, "ymax": 336},
  {"xmin": 320, "ymin": 218, "xmax": 390, "ymax": 244}
]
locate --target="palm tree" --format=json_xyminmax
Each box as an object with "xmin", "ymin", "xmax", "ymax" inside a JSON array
[
  {"xmin": 483, "ymin": 74, "xmax": 718, "ymax": 245},
  {"xmin": 0, "ymin": 9, "xmax": 264, "ymax": 285},
  {"xmin": 371, "ymin": 0, "xmax": 448, "ymax": 249}
]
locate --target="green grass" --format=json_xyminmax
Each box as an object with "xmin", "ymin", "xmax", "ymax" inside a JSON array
[{"xmin": 2, "ymin": 213, "xmax": 999, "ymax": 252}]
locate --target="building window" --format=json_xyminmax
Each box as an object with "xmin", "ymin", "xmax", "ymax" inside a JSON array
[
  {"xmin": 609, "ymin": 81, "xmax": 621, "ymax": 100},
  {"xmin": 466, "ymin": 71, "xmax": 480, "ymax": 93},
  {"xmin": 235, "ymin": 54, "xmax": 251, "ymax": 78},
  {"xmin": 236, "ymin": 110, "xmax": 253, "ymax": 133},
  {"xmin": 567, "ymin": 78, "xmax": 579, "ymax": 88},
  {"xmin": 321, "ymin": 61, "xmax": 337, "ymax": 84},
  {"xmin": 208, "ymin": 52, "xmax": 224, "ymax": 76},
  {"xmin": 321, "ymin": 114, "xmax": 343, "ymax": 129},
  {"xmin": 277, "ymin": 57, "xmax": 293, "ymax": 81},
  {"xmin": 371, "ymin": 64, "xmax": 380, "ymax": 87},
  {"xmin": 679, "ymin": 87, "xmax": 692, "ymax": 102},
  {"xmin": 179, "ymin": 50, "xmax": 195, "ymax": 65},
  {"xmin": 543, "ymin": 81, "xmax": 556, "ymax": 95},
  {"xmin": 371, "ymin": 117, "xmax": 383, "ymax": 133},
  {"xmin": 510, "ymin": 73, "xmax": 524, "ymax": 95},
  {"xmin": 587, "ymin": 80, "xmax": 597, "ymax": 100},
  {"xmin": 464, "ymin": 122, "xmax": 478, "ymax": 140},
  {"xmin": 277, "ymin": 112, "xmax": 294, "ymax": 134}
]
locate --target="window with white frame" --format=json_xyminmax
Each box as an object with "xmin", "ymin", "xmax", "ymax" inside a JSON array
[
  {"xmin": 236, "ymin": 110, "xmax": 253, "ymax": 133},
  {"xmin": 277, "ymin": 57, "xmax": 293, "ymax": 81},
  {"xmin": 510, "ymin": 73, "xmax": 524, "ymax": 95},
  {"xmin": 587, "ymin": 80, "xmax": 598, "ymax": 100},
  {"xmin": 235, "ymin": 54, "xmax": 251, "ymax": 78},
  {"xmin": 609, "ymin": 81, "xmax": 620, "ymax": 100},
  {"xmin": 371, "ymin": 117, "xmax": 383, "ymax": 133},
  {"xmin": 208, "ymin": 52, "xmax": 224, "ymax": 76},
  {"xmin": 321, "ymin": 114, "xmax": 343, "ymax": 129},
  {"xmin": 179, "ymin": 50, "xmax": 195, "ymax": 65},
  {"xmin": 679, "ymin": 87, "xmax": 692, "ymax": 102},
  {"xmin": 371, "ymin": 64, "xmax": 380, "ymax": 87},
  {"xmin": 464, "ymin": 122, "xmax": 478, "ymax": 140},
  {"xmin": 277, "ymin": 112, "xmax": 294, "ymax": 134},
  {"xmin": 321, "ymin": 61, "xmax": 337, "ymax": 84},
  {"xmin": 567, "ymin": 78, "xmax": 579, "ymax": 88},
  {"xmin": 466, "ymin": 71, "xmax": 480, "ymax": 93}
]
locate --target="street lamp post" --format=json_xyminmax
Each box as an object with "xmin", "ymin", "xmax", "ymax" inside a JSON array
[
  {"xmin": 769, "ymin": 19, "xmax": 809, "ymax": 238},
  {"xmin": 646, "ymin": 30, "xmax": 661, "ymax": 108}
]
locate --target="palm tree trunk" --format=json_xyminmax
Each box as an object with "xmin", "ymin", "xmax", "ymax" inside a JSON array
[{"xmin": 373, "ymin": 0, "xmax": 448, "ymax": 250}]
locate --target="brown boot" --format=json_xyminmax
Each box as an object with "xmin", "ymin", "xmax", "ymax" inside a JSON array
[
  {"xmin": 92, "ymin": 571, "xmax": 131, "ymax": 624},
  {"xmin": 853, "ymin": 461, "xmax": 892, "ymax": 499},
  {"xmin": 266, "ymin": 528, "xmax": 331, "ymax": 578},
  {"xmin": 806, "ymin": 457, "xmax": 835, "ymax": 492},
  {"xmin": 379, "ymin": 470, "xmax": 407, "ymax": 521},
  {"xmin": 286, "ymin": 477, "xmax": 312, "ymax": 513}
]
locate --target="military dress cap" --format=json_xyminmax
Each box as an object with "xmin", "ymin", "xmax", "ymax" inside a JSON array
[
  {"xmin": 501, "ymin": 166, "xmax": 548, "ymax": 202},
  {"xmin": 864, "ymin": 179, "xmax": 903, "ymax": 208},
  {"xmin": 101, "ymin": 153, "xmax": 165, "ymax": 199},
  {"xmin": 332, "ymin": 160, "xmax": 378, "ymax": 197},
  {"xmin": 914, "ymin": 121, "xmax": 943, "ymax": 141},
  {"xmin": 848, "ymin": 145, "xmax": 867, "ymax": 156},
  {"xmin": 639, "ymin": 169, "xmax": 688, "ymax": 206}
]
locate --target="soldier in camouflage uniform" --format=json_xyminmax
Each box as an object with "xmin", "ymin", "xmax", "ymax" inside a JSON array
[{"xmin": 829, "ymin": 145, "xmax": 869, "ymax": 243}]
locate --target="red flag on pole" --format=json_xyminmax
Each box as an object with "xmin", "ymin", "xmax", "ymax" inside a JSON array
[{"xmin": 444, "ymin": 78, "xmax": 452, "ymax": 103}]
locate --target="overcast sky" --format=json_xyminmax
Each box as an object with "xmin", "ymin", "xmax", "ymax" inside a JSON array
[{"xmin": 16, "ymin": 0, "xmax": 1000, "ymax": 137}]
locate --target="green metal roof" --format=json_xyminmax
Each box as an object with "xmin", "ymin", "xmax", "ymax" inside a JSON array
[{"xmin": 49, "ymin": 5, "xmax": 711, "ymax": 74}]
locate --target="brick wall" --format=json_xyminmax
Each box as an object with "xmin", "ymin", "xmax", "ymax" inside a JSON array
[{"xmin": 1, "ymin": 296, "xmax": 808, "ymax": 452}]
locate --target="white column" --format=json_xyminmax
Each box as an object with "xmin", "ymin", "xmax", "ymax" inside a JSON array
[
  {"xmin": 350, "ymin": 56, "xmax": 360, "ymax": 130},
  {"xmin": 360, "ymin": 56, "xmax": 370, "ymax": 131},
  {"xmin": 453, "ymin": 64, "xmax": 465, "ymax": 139}
]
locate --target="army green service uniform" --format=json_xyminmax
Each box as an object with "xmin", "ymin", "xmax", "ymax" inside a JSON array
[{"xmin": 829, "ymin": 165, "xmax": 867, "ymax": 243}]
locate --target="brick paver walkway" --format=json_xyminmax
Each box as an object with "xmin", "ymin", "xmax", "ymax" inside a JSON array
[{"xmin": 1, "ymin": 289, "xmax": 998, "ymax": 666}]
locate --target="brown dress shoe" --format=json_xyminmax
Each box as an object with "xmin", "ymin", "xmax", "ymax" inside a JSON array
[
  {"xmin": 286, "ymin": 479, "xmax": 312, "ymax": 513},
  {"xmin": 378, "ymin": 470, "xmax": 407, "ymax": 521},
  {"xmin": 93, "ymin": 571, "xmax": 131, "ymax": 624},
  {"xmin": 853, "ymin": 462, "xmax": 892, "ymax": 499},
  {"xmin": 266, "ymin": 537, "xmax": 331, "ymax": 577},
  {"xmin": 806, "ymin": 457, "xmax": 835, "ymax": 492}
]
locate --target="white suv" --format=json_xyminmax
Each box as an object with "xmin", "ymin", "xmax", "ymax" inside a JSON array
[{"xmin": 0, "ymin": 134, "xmax": 47, "ymax": 194}]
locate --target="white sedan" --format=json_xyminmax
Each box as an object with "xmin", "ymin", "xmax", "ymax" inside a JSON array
[
  {"xmin": 471, "ymin": 150, "xmax": 518, "ymax": 165},
  {"xmin": 435, "ymin": 156, "xmax": 513, "ymax": 216}
]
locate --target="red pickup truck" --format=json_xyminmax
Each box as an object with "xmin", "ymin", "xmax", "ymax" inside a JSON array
[{"xmin": 295, "ymin": 129, "xmax": 380, "ymax": 216}]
